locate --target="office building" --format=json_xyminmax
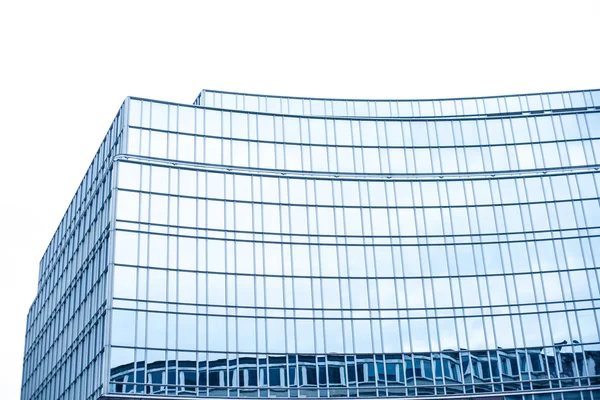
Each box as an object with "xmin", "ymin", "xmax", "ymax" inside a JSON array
[{"xmin": 21, "ymin": 89, "xmax": 600, "ymax": 400}]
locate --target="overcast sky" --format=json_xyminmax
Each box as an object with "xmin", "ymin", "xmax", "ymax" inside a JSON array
[{"xmin": 1, "ymin": 1, "xmax": 599, "ymax": 398}]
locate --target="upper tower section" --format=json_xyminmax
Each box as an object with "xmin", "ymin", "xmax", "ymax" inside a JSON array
[
  {"xmin": 127, "ymin": 97, "xmax": 600, "ymax": 177},
  {"xmin": 195, "ymin": 89, "xmax": 600, "ymax": 118}
]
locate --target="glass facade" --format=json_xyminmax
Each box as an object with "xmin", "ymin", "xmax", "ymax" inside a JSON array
[
  {"xmin": 21, "ymin": 90, "xmax": 600, "ymax": 400},
  {"xmin": 196, "ymin": 89, "xmax": 600, "ymax": 118}
]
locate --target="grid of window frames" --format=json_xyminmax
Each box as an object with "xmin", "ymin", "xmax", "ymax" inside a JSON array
[
  {"xmin": 20, "ymin": 104, "xmax": 125, "ymax": 400},
  {"xmin": 196, "ymin": 89, "xmax": 600, "ymax": 118},
  {"xmin": 105, "ymin": 97, "xmax": 600, "ymax": 399},
  {"xmin": 126, "ymin": 101, "xmax": 600, "ymax": 176}
]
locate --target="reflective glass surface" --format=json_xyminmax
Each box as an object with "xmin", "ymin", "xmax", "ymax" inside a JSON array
[
  {"xmin": 22, "ymin": 91, "xmax": 600, "ymax": 400},
  {"xmin": 108, "ymin": 97, "xmax": 600, "ymax": 398},
  {"xmin": 196, "ymin": 89, "xmax": 600, "ymax": 118},
  {"xmin": 126, "ymin": 100, "xmax": 600, "ymax": 175}
]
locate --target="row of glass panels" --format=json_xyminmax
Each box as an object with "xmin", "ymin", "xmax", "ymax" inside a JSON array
[
  {"xmin": 126, "ymin": 129, "xmax": 600, "ymax": 175},
  {"xmin": 115, "ymin": 191, "xmax": 600, "ymax": 237},
  {"xmin": 111, "ymin": 265, "xmax": 598, "ymax": 307},
  {"xmin": 108, "ymin": 305, "xmax": 598, "ymax": 352},
  {"xmin": 69, "ymin": 246, "xmax": 600, "ymax": 306},
  {"xmin": 109, "ymin": 347, "xmax": 600, "ymax": 394},
  {"xmin": 114, "ymin": 223, "xmax": 600, "ymax": 250},
  {"xmin": 113, "ymin": 228, "xmax": 600, "ymax": 275},
  {"xmin": 111, "ymin": 301, "xmax": 599, "ymax": 325},
  {"xmin": 117, "ymin": 163, "xmax": 600, "ymax": 207},
  {"xmin": 130, "ymin": 99, "xmax": 600, "ymax": 147},
  {"xmin": 196, "ymin": 89, "xmax": 600, "ymax": 118}
]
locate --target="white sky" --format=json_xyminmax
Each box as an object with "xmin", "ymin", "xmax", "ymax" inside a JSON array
[{"xmin": 1, "ymin": 0, "xmax": 599, "ymax": 398}]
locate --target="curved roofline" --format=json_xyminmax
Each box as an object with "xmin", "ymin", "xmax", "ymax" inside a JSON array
[
  {"xmin": 199, "ymin": 87, "xmax": 600, "ymax": 103},
  {"xmin": 129, "ymin": 96, "xmax": 600, "ymax": 122}
]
